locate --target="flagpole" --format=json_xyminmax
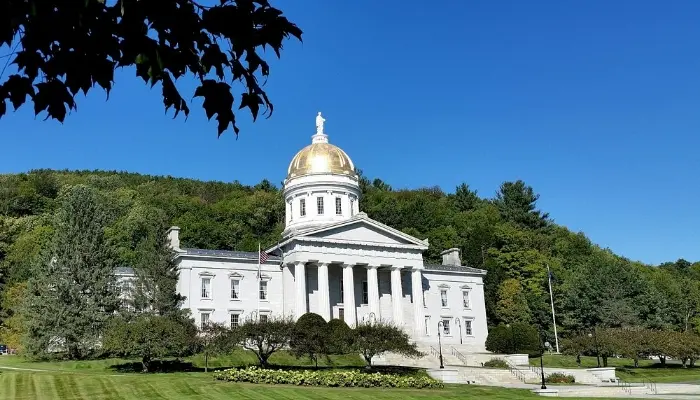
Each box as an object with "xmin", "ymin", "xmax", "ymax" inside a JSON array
[
  {"xmin": 257, "ymin": 243, "xmax": 261, "ymax": 321},
  {"xmin": 547, "ymin": 264, "xmax": 560, "ymax": 353}
]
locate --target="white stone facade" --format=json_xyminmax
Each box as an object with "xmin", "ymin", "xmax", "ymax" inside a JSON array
[{"xmin": 117, "ymin": 113, "xmax": 489, "ymax": 351}]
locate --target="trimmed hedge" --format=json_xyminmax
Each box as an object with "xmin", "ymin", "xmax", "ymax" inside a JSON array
[
  {"xmin": 545, "ymin": 372, "xmax": 575, "ymax": 384},
  {"xmin": 483, "ymin": 359, "xmax": 509, "ymax": 369},
  {"xmin": 213, "ymin": 366, "xmax": 444, "ymax": 389}
]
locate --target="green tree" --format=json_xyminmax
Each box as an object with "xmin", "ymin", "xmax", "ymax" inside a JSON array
[
  {"xmin": 0, "ymin": 0, "xmax": 302, "ymax": 136},
  {"xmin": 493, "ymin": 180, "xmax": 549, "ymax": 230},
  {"xmin": 103, "ymin": 314, "xmax": 198, "ymax": 372},
  {"xmin": 0, "ymin": 282, "xmax": 27, "ymax": 352},
  {"xmin": 451, "ymin": 183, "xmax": 480, "ymax": 212},
  {"xmin": 485, "ymin": 323, "xmax": 540, "ymax": 355},
  {"xmin": 24, "ymin": 185, "xmax": 120, "ymax": 359},
  {"xmin": 327, "ymin": 318, "xmax": 354, "ymax": 355},
  {"xmin": 290, "ymin": 312, "xmax": 329, "ymax": 368},
  {"xmin": 197, "ymin": 322, "xmax": 232, "ymax": 373},
  {"xmin": 495, "ymin": 279, "xmax": 532, "ymax": 324},
  {"xmin": 352, "ymin": 321, "xmax": 422, "ymax": 368},
  {"xmin": 234, "ymin": 316, "xmax": 295, "ymax": 368}
]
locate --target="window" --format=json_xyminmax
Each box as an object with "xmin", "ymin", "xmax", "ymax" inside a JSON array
[
  {"xmin": 362, "ymin": 281, "xmax": 369, "ymax": 304},
  {"xmin": 231, "ymin": 279, "xmax": 240, "ymax": 300},
  {"xmin": 317, "ymin": 196, "xmax": 324, "ymax": 215},
  {"xmin": 300, "ymin": 198, "xmax": 306, "ymax": 217},
  {"xmin": 260, "ymin": 314, "xmax": 269, "ymax": 323},
  {"xmin": 289, "ymin": 202, "xmax": 293, "ymax": 221},
  {"xmin": 335, "ymin": 197, "xmax": 342, "ymax": 215},
  {"xmin": 340, "ymin": 277, "xmax": 344, "ymax": 301},
  {"xmin": 350, "ymin": 199, "xmax": 355, "ymax": 216},
  {"xmin": 440, "ymin": 289, "xmax": 448, "ymax": 307},
  {"xmin": 423, "ymin": 291, "xmax": 426, "ymax": 307},
  {"xmin": 339, "ymin": 308, "xmax": 345, "ymax": 321},
  {"xmin": 441, "ymin": 319, "xmax": 451, "ymax": 335},
  {"xmin": 462, "ymin": 290, "xmax": 470, "ymax": 309},
  {"xmin": 201, "ymin": 312, "xmax": 210, "ymax": 327},
  {"xmin": 464, "ymin": 319, "xmax": 473, "ymax": 336},
  {"xmin": 424, "ymin": 316, "xmax": 430, "ymax": 336},
  {"xmin": 259, "ymin": 281, "xmax": 268, "ymax": 300},
  {"xmin": 201, "ymin": 278, "xmax": 211, "ymax": 299},
  {"xmin": 230, "ymin": 314, "xmax": 240, "ymax": 328}
]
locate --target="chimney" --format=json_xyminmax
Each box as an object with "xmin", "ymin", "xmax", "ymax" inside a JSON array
[
  {"xmin": 440, "ymin": 248, "xmax": 461, "ymax": 266},
  {"xmin": 166, "ymin": 226, "xmax": 181, "ymax": 251}
]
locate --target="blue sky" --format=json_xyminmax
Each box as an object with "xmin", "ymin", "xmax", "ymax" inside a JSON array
[{"xmin": 0, "ymin": 0, "xmax": 698, "ymax": 265}]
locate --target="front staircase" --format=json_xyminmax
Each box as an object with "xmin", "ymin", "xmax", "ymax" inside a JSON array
[{"xmin": 372, "ymin": 342, "xmax": 613, "ymax": 387}]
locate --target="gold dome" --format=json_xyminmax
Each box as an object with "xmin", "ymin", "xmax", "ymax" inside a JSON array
[{"xmin": 287, "ymin": 142, "xmax": 356, "ymax": 179}]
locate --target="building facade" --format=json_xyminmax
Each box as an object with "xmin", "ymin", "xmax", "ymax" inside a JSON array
[{"xmin": 121, "ymin": 113, "xmax": 489, "ymax": 351}]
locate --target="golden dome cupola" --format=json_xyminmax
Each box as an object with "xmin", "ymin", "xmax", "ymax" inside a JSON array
[
  {"xmin": 286, "ymin": 112, "xmax": 356, "ymax": 180},
  {"xmin": 282, "ymin": 112, "xmax": 361, "ymax": 236}
]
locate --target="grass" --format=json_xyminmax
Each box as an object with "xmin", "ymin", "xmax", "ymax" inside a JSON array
[
  {"xmin": 0, "ymin": 353, "xmax": 605, "ymax": 400},
  {"xmin": 531, "ymin": 354, "xmax": 700, "ymax": 383}
]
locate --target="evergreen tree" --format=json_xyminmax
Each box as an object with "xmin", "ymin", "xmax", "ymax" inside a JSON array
[
  {"xmin": 130, "ymin": 232, "xmax": 185, "ymax": 317},
  {"xmin": 24, "ymin": 185, "xmax": 119, "ymax": 359},
  {"xmin": 493, "ymin": 180, "xmax": 549, "ymax": 230},
  {"xmin": 452, "ymin": 183, "xmax": 480, "ymax": 212}
]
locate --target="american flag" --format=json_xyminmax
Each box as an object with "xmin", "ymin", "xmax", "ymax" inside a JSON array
[{"xmin": 259, "ymin": 249, "xmax": 269, "ymax": 264}]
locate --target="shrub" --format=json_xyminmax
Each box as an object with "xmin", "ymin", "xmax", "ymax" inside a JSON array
[
  {"xmin": 327, "ymin": 319, "xmax": 354, "ymax": 355},
  {"xmin": 545, "ymin": 373, "xmax": 575, "ymax": 384},
  {"xmin": 213, "ymin": 366, "xmax": 443, "ymax": 389},
  {"xmin": 290, "ymin": 313, "xmax": 329, "ymax": 367},
  {"xmin": 483, "ymin": 358, "xmax": 509, "ymax": 369},
  {"xmin": 485, "ymin": 323, "xmax": 540, "ymax": 355}
]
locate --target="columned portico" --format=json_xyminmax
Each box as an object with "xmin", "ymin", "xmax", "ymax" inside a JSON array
[
  {"xmin": 411, "ymin": 267, "xmax": 425, "ymax": 335},
  {"xmin": 294, "ymin": 261, "xmax": 307, "ymax": 318},
  {"xmin": 342, "ymin": 264, "xmax": 357, "ymax": 326},
  {"xmin": 390, "ymin": 266, "xmax": 404, "ymax": 327},
  {"xmin": 366, "ymin": 265, "xmax": 380, "ymax": 319},
  {"xmin": 317, "ymin": 262, "xmax": 331, "ymax": 321}
]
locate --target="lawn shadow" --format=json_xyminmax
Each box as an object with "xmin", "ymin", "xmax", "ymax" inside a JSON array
[{"xmin": 108, "ymin": 359, "xmax": 226, "ymax": 374}]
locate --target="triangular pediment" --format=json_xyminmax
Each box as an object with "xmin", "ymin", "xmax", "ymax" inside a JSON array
[{"xmin": 291, "ymin": 214, "xmax": 429, "ymax": 249}]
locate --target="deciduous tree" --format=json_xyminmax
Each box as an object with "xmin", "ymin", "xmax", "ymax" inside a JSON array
[{"xmin": 0, "ymin": 0, "xmax": 302, "ymax": 136}]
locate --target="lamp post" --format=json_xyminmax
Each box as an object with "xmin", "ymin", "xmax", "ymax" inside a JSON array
[
  {"xmin": 588, "ymin": 329, "xmax": 601, "ymax": 368},
  {"xmin": 456, "ymin": 318, "xmax": 463, "ymax": 345},
  {"xmin": 437, "ymin": 321, "xmax": 445, "ymax": 369}
]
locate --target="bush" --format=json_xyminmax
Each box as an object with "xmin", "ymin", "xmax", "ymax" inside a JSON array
[
  {"xmin": 545, "ymin": 373, "xmax": 575, "ymax": 384},
  {"xmin": 213, "ymin": 366, "xmax": 443, "ymax": 389},
  {"xmin": 290, "ymin": 313, "xmax": 329, "ymax": 367},
  {"xmin": 483, "ymin": 358, "xmax": 509, "ymax": 369},
  {"xmin": 327, "ymin": 319, "xmax": 354, "ymax": 355},
  {"xmin": 485, "ymin": 323, "xmax": 541, "ymax": 355}
]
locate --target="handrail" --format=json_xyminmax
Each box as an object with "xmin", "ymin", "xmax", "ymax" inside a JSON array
[
  {"xmin": 450, "ymin": 346, "xmax": 469, "ymax": 366},
  {"xmin": 504, "ymin": 359, "xmax": 527, "ymax": 383},
  {"xmin": 429, "ymin": 346, "xmax": 440, "ymax": 359}
]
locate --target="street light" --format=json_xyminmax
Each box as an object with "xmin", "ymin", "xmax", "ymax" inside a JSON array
[
  {"xmin": 456, "ymin": 318, "xmax": 463, "ymax": 345},
  {"xmin": 588, "ymin": 329, "xmax": 601, "ymax": 368},
  {"xmin": 437, "ymin": 321, "xmax": 445, "ymax": 369}
]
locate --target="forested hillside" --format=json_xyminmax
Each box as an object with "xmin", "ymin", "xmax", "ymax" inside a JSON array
[{"xmin": 0, "ymin": 169, "xmax": 698, "ymax": 347}]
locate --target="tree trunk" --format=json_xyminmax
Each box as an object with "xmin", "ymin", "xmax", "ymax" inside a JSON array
[
  {"xmin": 691, "ymin": 358, "xmax": 696, "ymax": 367},
  {"xmin": 682, "ymin": 358, "xmax": 688, "ymax": 368},
  {"xmin": 142, "ymin": 355, "xmax": 151, "ymax": 373},
  {"xmin": 259, "ymin": 353, "xmax": 270, "ymax": 369},
  {"xmin": 660, "ymin": 356, "xmax": 666, "ymax": 366},
  {"xmin": 634, "ymin": 357, "xmax": 639, "ymax": 368},
  {"xmin": 602, "ymin": 356, "xmax": 608, "ymax": 368}
]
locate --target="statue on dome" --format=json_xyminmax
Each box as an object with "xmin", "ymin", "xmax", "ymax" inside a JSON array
[{"xmin": 315, "ymin": 112, "xmax": 325, "ymax": 134}]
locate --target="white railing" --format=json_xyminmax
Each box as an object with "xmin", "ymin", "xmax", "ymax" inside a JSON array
[{"xmin": 450, "ymin": 346, "xmax": 469, "ymax": 366}]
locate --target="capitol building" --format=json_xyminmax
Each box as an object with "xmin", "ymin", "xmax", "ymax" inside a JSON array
[{"xmin": 143, "ymin": 113, "xmax": 489, "ymax": 350}]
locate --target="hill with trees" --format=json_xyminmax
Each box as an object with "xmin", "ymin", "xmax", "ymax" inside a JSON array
[{"xmin": 0, "ymin": 169, "xmax": 698, "ymax": 351}]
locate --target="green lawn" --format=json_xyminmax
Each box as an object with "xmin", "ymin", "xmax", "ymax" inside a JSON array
[{"xmin": 0, "ymin": 354, "xmax": 604, "ymax": 400}]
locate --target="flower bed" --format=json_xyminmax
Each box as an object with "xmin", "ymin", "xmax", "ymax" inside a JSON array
[
  {"xmin": 545, "ymin": 372, "xmax": 576, "ymax": 384},
  {"xmin": 213, "ymin": 366, "xmax": 444, "ymax": 389}
]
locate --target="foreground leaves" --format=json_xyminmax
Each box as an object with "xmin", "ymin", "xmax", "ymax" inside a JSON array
[{"xmin": 0, "ymin": 0, "xmax": 302, "ymax": 136}]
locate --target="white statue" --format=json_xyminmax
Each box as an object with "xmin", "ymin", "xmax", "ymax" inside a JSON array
[{"xmin": 315, "ymin": 112, "xmax": 325, "ymax": 134}]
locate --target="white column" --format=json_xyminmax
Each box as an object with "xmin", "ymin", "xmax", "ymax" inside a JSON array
[
  {"xmin": 294, "ymin": 261, "xmax": 307, "ymax": 319},
  {"xmin": 342, "ymin": 264, "xmax": 357, "ymax": 327},
  {"xmin": 367, "ymin": 265, "xmax": 380, "ymax": 320},
  {"xmin": 411, "ymin": 268, "xmax": 425, "ymax": 336},
  {"xmin": 390, "ymin": 266, "xmax": 404, "ymax": 327},
  {"xmin": 317, "ymin": 263, "xmax": 331, "ymax": 321}
]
